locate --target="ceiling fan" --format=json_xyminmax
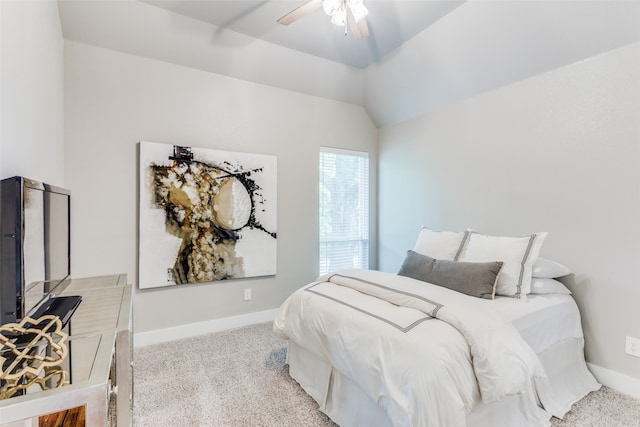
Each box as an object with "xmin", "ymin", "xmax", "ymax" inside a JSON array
[{"xmin": 278, "ymin": 0, "xmax": 370, "ymax": 39}]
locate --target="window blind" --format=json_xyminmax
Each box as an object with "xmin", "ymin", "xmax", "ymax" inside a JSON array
[{"xmin": 319, "ymin": 147, "xmax": 369, "ymax": 275}]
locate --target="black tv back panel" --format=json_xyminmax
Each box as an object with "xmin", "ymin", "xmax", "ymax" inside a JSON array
[{"xmin": 1, "ymin": 176, "xmax": 71, "ymax": 325}]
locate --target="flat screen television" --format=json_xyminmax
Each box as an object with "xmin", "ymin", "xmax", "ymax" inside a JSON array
[{"xmin": 0, "ymin": 176, "xmax": 71, "ymax": 325}]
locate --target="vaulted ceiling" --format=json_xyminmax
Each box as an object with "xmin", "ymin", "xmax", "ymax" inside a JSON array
[
  {"xmin": 58, "ymin": 0, "xmax": 640, "ymax": 127},
  {"xmin": 139, "ymin": 0, "xmax": 466, "ymax": 69}
]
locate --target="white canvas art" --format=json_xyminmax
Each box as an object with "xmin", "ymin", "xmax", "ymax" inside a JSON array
[{"xmin": 139, "ymin": 141, "xmax": 277, "ymax": 289}]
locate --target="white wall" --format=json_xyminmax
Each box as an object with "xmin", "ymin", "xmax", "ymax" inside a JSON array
[
  {"xmin": 64, "ymin": 41, "xmax": 377, "ymax": 334},
  {"xmin": 57, "ymin": 0, "xmax": 363, "ymax": 106},
  {"xmin": 378, "ymin": 42, "xmax": 640, "ymax": 382},
  {"xmin": 0, "ymin": 0, "xmax": 64, "ymax": 185},
  {"xmin": 364, "ymin": 1, "xmax": 640, "ymax": 128}
]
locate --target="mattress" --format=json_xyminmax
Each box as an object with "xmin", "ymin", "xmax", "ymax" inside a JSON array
[
  {"xmin": 484, "ymin": 294, "xmax": 584, "ymax": 353},
  {"xmin": 279, "ymin": 276, "xmax": 599, "ymax": 427}
]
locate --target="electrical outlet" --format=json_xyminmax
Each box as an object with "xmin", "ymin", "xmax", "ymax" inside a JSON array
[
  {"xmin": 626, "ymin": 336, "xmax": 640, "ymax": 358},
  {"xmin": 243, "ymin": 288, "xmax": 252, "ymax": 301}
]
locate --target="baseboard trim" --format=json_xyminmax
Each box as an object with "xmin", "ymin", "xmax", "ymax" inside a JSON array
[
  {"xmin": 133, "ymin": 308, "xmax": 280, "ymax": 348},
  {"xmin": 587, "ymin": 362, "xmax": 640, "ymax": 399}
]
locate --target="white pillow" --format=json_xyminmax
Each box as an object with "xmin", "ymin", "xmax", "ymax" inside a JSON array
[
  {"xmin": 532, "ymin": 257, "xmax": 572, "ymax": 279},
  {"xmin": 530, "ymin": 278, "xmax": 571, "ymax": 295},
  {"xmin": 459, "ymin": 232, "xmax": 548, "ymax": 299},
  {"xmin": 413, "ymin": 227, "xmax": 470, "ymax": 261}
]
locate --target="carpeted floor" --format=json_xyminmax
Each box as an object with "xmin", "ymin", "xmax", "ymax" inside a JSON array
[{"xmin": 134, "ymin": 322, "xmax": 640, "ymax": 426}]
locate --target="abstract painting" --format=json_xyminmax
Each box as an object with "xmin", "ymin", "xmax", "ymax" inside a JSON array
[{"xmin": 139, "ymin": 141, "xmax": 277, "ymax": 289}]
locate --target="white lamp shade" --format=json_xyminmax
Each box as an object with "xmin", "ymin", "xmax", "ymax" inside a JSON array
[
  {"xmin": 324, "ymin": 0, "xmax": 367, "ymax": 27},
  {"xmin": 323, "ymin": 0, "xmax": 342, "ymax": 16},
  {"xmin": 331, "ymin": 6, "xmax": 346, "ymax": 26}
]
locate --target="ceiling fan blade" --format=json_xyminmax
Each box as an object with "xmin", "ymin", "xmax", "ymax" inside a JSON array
[
  {"xmin": 347, "ymin": 6, "xmax": 369, "ymax": 39},
  {"xmin": 277, "ymin": 0, "xmax": 323, "ymax": 26}
]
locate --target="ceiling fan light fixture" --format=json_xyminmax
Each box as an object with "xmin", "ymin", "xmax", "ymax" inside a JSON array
[
  {"xmin": 323, "ymin": 0, "xmax": 367, "ymax": 26},
  {"xmin": 323, "ymin": 0, "xmax": 342, "ymax": 16},
  {"xmin": 331, "ymin": 5, "xmax": 347, "ymax": 26},
  {"xmin": 278, "ymin": 0, "xmax": 369, "ymax": 38}
]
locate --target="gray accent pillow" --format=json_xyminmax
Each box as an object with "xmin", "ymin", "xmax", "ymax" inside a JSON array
[{"xmin": 398, "ymin": 250, "xmax": 503, "ymax": 300}]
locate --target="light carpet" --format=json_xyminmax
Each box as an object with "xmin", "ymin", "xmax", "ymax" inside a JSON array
[{"xmin": 134, "ymin": 322, "xmax": 640, "ymax": 426}]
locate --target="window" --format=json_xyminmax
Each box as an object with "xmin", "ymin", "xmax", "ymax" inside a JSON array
[{"xmin": 319, "ymin": 147, "xmax": 369, "ymax": 274}]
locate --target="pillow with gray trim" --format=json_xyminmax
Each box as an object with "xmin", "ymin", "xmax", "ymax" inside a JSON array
[
  {"xmin": 458, "ymin": 231, "xmax": 547, "ymax": 300},
  {"xmin": 398, "ymin": 250, "xmax": 503, "ymax": 300},
  {"xmin": 413, "ymin": 227, "xmax": 471, "ymax": 261}
]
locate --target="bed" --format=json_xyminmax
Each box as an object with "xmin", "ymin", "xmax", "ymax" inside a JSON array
[{"xmin": 273, "ymin": 228, "xmax": 600, "ymax": 427}]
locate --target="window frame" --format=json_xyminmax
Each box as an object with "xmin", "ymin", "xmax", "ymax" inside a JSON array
[{"xmin": 319, "ymin": 146, "xmax": 370, "ymax": 275}]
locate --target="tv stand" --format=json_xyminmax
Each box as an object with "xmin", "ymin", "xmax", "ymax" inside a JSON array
[{"xmin": 0, "ymin": 274, "xmax": 132, "ymax": 426}]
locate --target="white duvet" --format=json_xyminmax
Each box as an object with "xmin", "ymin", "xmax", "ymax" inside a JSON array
[{"xmin": 274, "ymin": 269, "xmax": 560, "ymax": 427}]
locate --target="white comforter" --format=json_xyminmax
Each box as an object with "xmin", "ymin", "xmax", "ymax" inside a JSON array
[{"xmin": 274, "ymin": 269, "xmax": 556, "ymax": 427}]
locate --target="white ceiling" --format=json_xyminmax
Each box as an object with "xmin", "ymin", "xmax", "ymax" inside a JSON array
[
  {"xmin": 138, "ymin": 0, "xmax": 466, "ymax": 69},
  {"xmin": 57, "ymin": 0, "xmax": 640, "ymax": 127}
]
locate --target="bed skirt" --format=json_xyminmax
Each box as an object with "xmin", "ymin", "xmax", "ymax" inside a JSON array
[{"xmin": 287, "ymin": 337, "xmax": 599, "ymax": 427}]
